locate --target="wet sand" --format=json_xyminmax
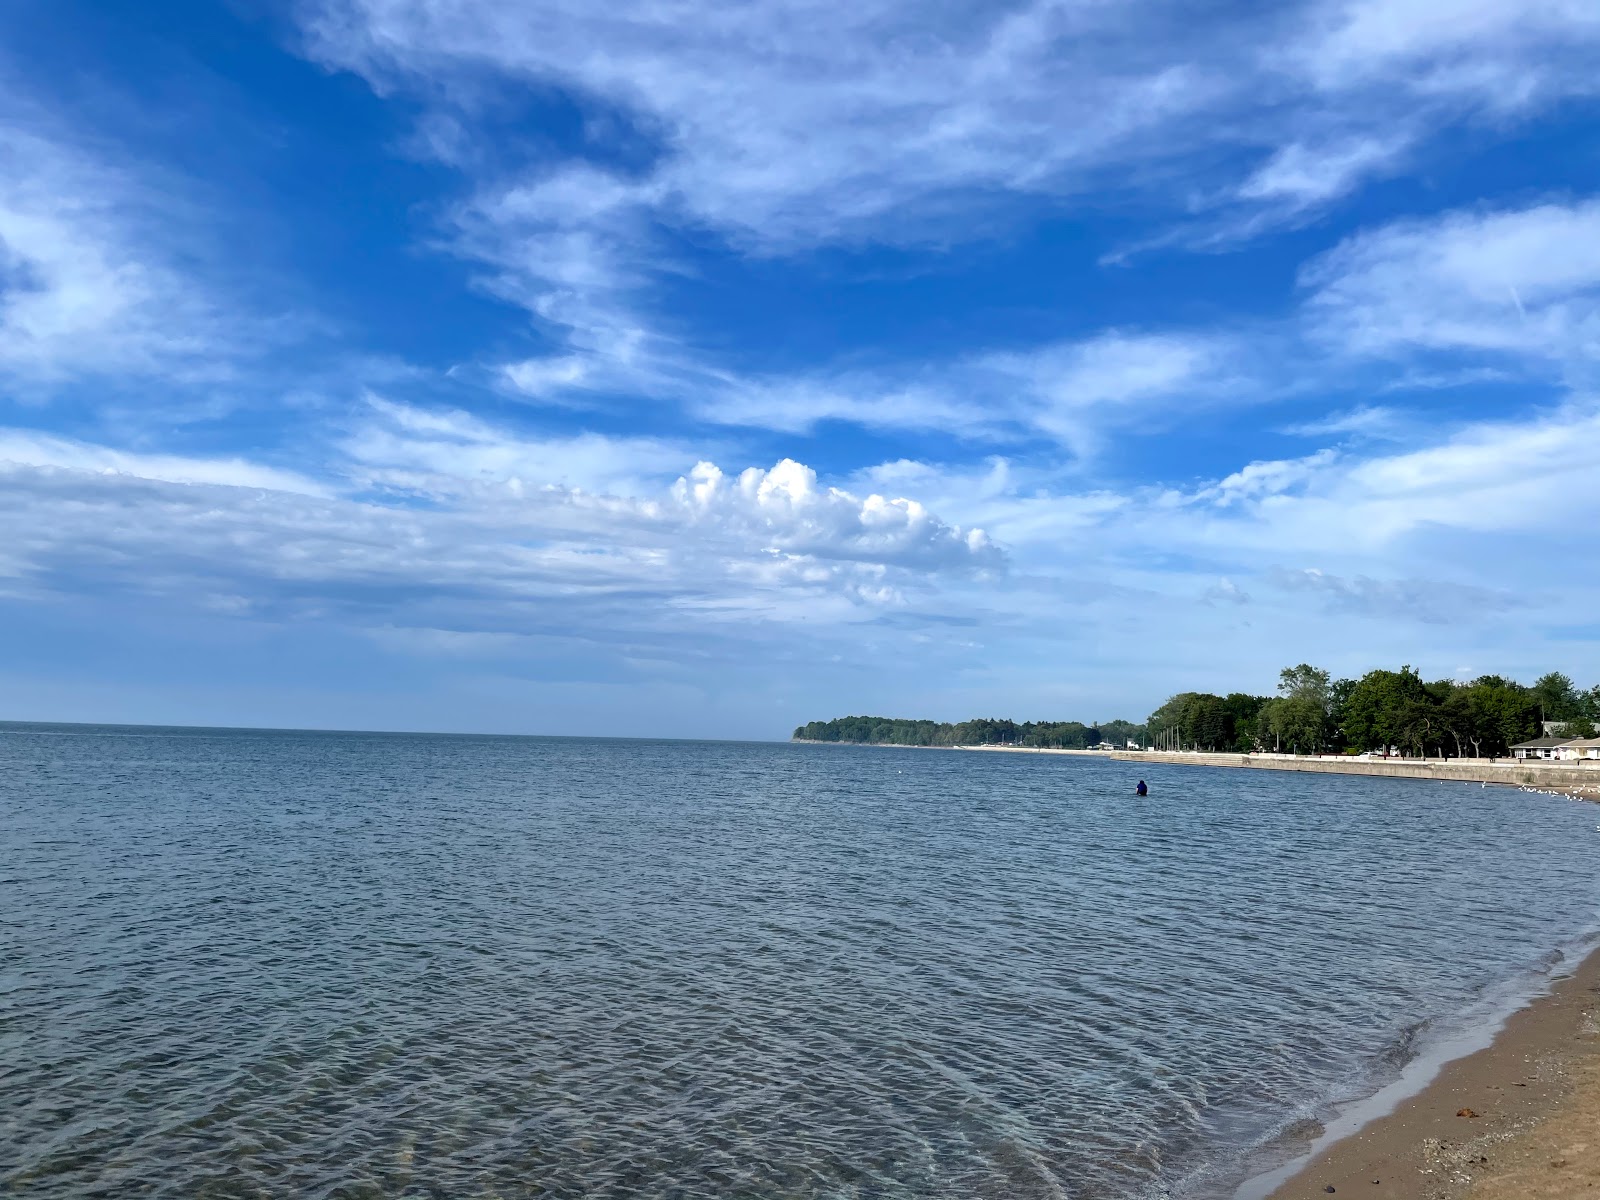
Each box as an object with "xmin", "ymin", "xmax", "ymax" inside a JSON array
[{"xmin": 1261, "ymin": 944, "xmax": 1600, "ymax": 1200}]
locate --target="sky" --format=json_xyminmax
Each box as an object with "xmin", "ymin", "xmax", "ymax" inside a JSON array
[{"xmin": 2, "ymin": 0, "xmax": 1598, "ymax": 738}]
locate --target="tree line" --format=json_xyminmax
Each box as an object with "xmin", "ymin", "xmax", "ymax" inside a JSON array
[
  {"xmin": 795, "ymin": 666, "xmax": 1600, "ymax": 757},
  {"xmin": 792, "ymin": 715, "xmax": 1145, "ymax": 749},
  {"xmin": 1149, "ymin": 665, "xmax": 1598, "ymax": 757}
]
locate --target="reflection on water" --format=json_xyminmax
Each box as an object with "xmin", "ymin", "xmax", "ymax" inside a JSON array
[{"xmin": 2, "ymin": 725, "xmax": 1597, "ymax": 1198}]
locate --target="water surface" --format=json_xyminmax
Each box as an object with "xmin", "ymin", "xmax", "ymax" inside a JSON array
[{"xmin": 3, "ymin": 725, "xmax": 1597, "ymax": 1198}]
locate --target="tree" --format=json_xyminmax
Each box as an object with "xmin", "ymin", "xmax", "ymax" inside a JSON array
[
  {"xmin": 1271, "ymin": 663, "xmax": 1334, "ymax": 751},
  {"xmin": 1278, "ymin": 664, "xmax": 1332, "ymax": 709},
  {"xmin": 1531, "ymin": 672, "xmax": 1582, "ymax": 724},
  {"xmin": 1185, "ymin": 694, "xmax": 1230, "ymax": 751},
  {"xmin": 1581, "ymin": 685, "xmax": 1600, "ymax": 723},
  {"xmin": 1147, "ymin": 693, "xmax": 1199, "ymax": 749},
  {"xmin": 1339, "ymin": 666, "xmax": 1434, "ymax": 753},
  {"xmin": 1220, "ymin": 693, "xmax": 1268, "ymax": 751},
  {"xmin": 1437, "ymin": 678, "xmax": 1541, "ymax": 757},
  {"xmin": 1395, "ymin": 697, "xmax": 1444, "ymax": 757},
  {"xmin": 1272, "ymin": 695, "xmax": 1330, "ymax": 753}
]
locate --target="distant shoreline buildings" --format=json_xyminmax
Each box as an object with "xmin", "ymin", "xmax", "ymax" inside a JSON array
[{"xmin": 1513, "ymin": 735, "xmax": 1600, "ymax": 761}]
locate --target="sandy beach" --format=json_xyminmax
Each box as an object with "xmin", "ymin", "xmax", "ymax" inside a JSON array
[{"xmin": 1260, "ymin": 944, "xmax": 1600, "ymax": 1200}]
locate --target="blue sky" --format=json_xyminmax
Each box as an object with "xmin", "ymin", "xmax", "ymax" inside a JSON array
[{"xmin": 2, "ymin": 0, "xmax": 1598, "ymax": 737}]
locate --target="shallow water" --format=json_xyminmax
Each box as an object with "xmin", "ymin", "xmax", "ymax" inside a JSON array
[{"xmin": 2, "ymin": 724, "xmax": 1597, "ymax": 1199}]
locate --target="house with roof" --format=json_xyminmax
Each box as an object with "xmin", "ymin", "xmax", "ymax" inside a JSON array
[
  {"xmin": 1511, "ymin": 736, "xmax": 1575, "ymax": 760},
  {"xmin": 1556, "ymin": 737, "xmax": 1600, "ymax": 761}
]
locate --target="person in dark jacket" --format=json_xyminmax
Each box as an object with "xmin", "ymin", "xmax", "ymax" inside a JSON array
[{"xmin": 1135, "ymin": 779, "xmax": 1148, "ymax": 796}]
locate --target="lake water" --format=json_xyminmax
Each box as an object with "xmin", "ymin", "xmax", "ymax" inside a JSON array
[{"xmin": 3, "ymin": 723, "xmax": 1598, "ymax": 1199}]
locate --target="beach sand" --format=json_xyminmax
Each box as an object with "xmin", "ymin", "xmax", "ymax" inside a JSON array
[{"xmin": 1264, "ymin": 944, "xmax": 1600, "ymax": 1200}]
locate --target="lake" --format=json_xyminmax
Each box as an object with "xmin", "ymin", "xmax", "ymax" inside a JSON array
[{"xmin": 3, "ymin": 724, "xmax": 1597, "ymax": 1198}]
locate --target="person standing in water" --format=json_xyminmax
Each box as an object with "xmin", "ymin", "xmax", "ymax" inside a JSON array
[{"xmin": 1135, "ymin": 779, "xmax": 1148, "ymax": 796}]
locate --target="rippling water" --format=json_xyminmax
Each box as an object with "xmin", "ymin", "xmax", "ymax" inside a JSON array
[{"xmin": 3, "ymin": 724, "xmax": 1598, "ymax": 1199}]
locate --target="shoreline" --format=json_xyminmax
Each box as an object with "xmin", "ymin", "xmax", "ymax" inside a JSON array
[
  {"xmin": 1106, "ymin": 748, "xmax": 1600, "ymax": 802},
  {"xmin": 791, "ymin": 740, "xmax": 1600, "ymax": 801},
  {"xmin": 1247, "ymin": 940, "xmax": 1600, "ymax": 1199}
]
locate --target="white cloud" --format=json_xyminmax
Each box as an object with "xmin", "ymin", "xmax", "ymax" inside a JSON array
[
  {"xmin": 1236, "ymin": 135, "xmax": 1410, "ymax": 207},
  {"xmin": 277, "ymin": 0, "xmax": 1600, "ymax": 464},
  {"xmin": 0, "ymin": 120, "xmax": 233, "ymax": 384},
  {"xmin": 500, "ymin": 355, "xmax": 591, "ymax": 398},
  {"xmin": 1302, "ymin": 197, "xmax": 1600, "ymax": 359},
  {"xmin": 302, "ymin": 0, "xmax": 1230, "ymax": 250},
  {"xmin": 0, "ymin": 429, "xmax": 328, "ymax": 495},
  {"xmin": 982, "ymin": 332, "xmax": 1230, "ymax": 449},
  {"xmin": 1271, "ymin": 566, "xmax": 1520, "ymax": 624},
  {"xmin": 671, "ymin": 458, "xmax": 1000, "ymax": 573},
  {"xmin": 342, "ymin": 395, "xmax": 699, "ymax": 495},
  {"xmin": 0, "ymin": 415, "xmax": 999, "ymax": 657},
  {"xmin": 304, "ymin": 0, "xmax": 1600, "ymax": 246},
  {"xmin": 1204, "ymin": 577, "xmax": 1252, "ymax": 606},
  {"xmin": 686, "ymin": 329, "xmax": 1237, "ymax": 454},
  {"xmin": 836, "ymin": 392, "xmax": 1600, "ymax": 648},
  {"xmin": 1296, "ymin": 0, "xmax": 1600, "ymax": 104},
  {"xmin": 1122, "ymin": 397, "xmax": 1600, "ymax": 590},
  {"xmin": 1280, "ymin": 404, "xmax": 1407, "ymax": 439}
]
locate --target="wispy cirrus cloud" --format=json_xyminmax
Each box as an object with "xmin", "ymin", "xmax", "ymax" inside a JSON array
[
  {"xmin": 0, "ymin": 120, "xmax": 233, "ymax": 385},
  {"xmin": 0, "ymin": 430, "xmax": 329, "ymax": 495},
  {"xmin": 304, "ymin": 0, "xmax": 1600, "ymax": 247},
  {"xmin": 290, "ymin": 0, "xmax": 1600, "ymax": 452},
  {"xmin": 1293, "ymin": 0, "xmax": 1600, "ymax": 103},
  {"xmin": 1269, "ymin": 566, "xmax": 1521, "ymax": 625},
  {"xmin": 1301, "ymin": 196, "xmax": 1600, "ymax": 361},
  {"xmin": 502, "ymin": 324, "xmax": 1238, "ymax": 457}
]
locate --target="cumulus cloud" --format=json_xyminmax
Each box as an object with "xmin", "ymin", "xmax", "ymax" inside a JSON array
[
  {"xmin": 0, "ymin": 412, "xmax": 1000, "ymax": 660},
  {"xmin": 671, "ymin": 459, "xmax": 1001, "ymax": 573}
]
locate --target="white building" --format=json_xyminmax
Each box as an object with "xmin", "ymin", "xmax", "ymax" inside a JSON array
[
  {"xmin": 1556, "ymin": 737, "xmax": 1600, "ymax": 761},
  {"xmin": 1511, "ymin": 736, "xmax": 1573, "ymax": 760}
]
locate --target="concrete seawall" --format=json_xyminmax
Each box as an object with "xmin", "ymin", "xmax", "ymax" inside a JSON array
[{"xmin": 1107, "ymin": 750, "xmax": 1600, "ymax": 792}]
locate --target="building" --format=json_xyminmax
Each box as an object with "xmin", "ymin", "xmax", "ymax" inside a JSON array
[
  {"xmin": 1510, "ymin": 736, "xmax": 1574, "ymax": 760},
  {"xmin": 1556, "ymin": 737, "xmax": 1600, "ymax": 761}
]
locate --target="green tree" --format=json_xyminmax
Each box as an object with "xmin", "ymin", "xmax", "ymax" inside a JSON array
[
  {"xmin": 1339, "ymin": 666, "xmax": 1435, "ymax": 752},
  {"xmin": 1581, "ymin": 685, "xmax": 1600, "ymax": 723},
  {"xmin": 1265, "ymin": 694, "xmax": 1329, "ymax": 753},
  {"xmin": 1278, "ymin": 664, "xmax": 1332, "ymax": 710},
  {"xmin": 1146, "ymin": 693, "xmax": 1199, "ymax": 749},
  {"xmin": 1185, "ymin": 694, "xmax": 1230, "ymax": 751},
  {"xmin": 1221, "ymin": 692, "xmax": 1269, "ymax": 751},
  {"xmin": 1437, "ymin": 678, "xmax": 1540, "ymax": 757},
  {"xmin": 1266, "ymin": 663, "xmax": 1334, "ymax": 751},
  {"xmin": 1531, "ymin": 671, "xmax": 1582, "ymax": 724}
]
